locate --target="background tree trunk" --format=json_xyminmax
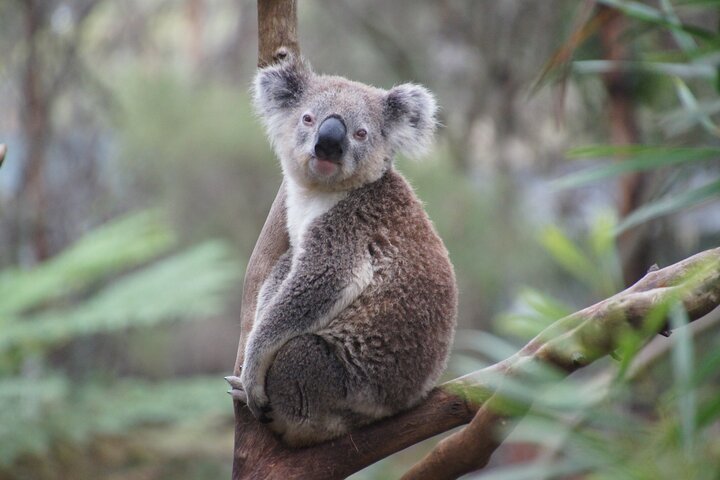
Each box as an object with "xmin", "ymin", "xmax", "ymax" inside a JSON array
[
  {"xmin": 20, "ymin": 0, "xmax": 51, "ymax": 263},
  {"xmin": 598, "ymin": 5, "xmax": 653, "ymax": 286}
]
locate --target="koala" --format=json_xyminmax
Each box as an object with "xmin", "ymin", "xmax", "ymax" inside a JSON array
[{"xmin": 226, "ymin": 57, "xmax": 457, "ymax": 447}]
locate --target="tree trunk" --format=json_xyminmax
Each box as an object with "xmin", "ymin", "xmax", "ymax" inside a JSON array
[
  {"xmin": 20, "ymin": 0, "xmax": 51, "ymax": 263},
  {"xmin": 231, "ymin": 1, "xmax": 297, "ymax": 478}
]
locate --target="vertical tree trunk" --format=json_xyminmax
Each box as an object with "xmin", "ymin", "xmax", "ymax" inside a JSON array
[
  {"xmin": 231, "ymin": 1, "xmax": 296, "ymax": 477},
  {"xmin": 598, "ymin": 6, "xmax": 652, "ymax": 286},
  {"xmin": 186, "ymin": 0, "xmax": 205, "ymax": 68},
  {"xmin": 256, "ymin": 0, "xmax": 299, "ymax": 67},
  {"xmin": 20, "ymin": 0, "xmax": 51, "ymax": 263}
]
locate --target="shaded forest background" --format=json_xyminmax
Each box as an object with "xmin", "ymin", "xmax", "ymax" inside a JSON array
[{"xmin": 0, "ymin": 1, "xmax": 719, "ymax": 479}]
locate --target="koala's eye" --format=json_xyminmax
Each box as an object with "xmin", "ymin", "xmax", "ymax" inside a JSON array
[
  {"xmin": 354, "ymin": 128, "xmax": 368, "ymax": 140},
  {"xmin": 302, "ymin": 114, "xmax": 315, "ymax": 126}
]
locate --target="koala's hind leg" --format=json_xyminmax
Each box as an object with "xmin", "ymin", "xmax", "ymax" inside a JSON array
[{"xmin": 265, "ymin": 333, "xmax": 359, "ymax": 447}]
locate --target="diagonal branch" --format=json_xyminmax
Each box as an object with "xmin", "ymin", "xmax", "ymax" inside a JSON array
[
  {"xmin": 231, "ymin": 247, "xmax": 720, "ymax": 479},
  {"xmin": 402, "ymin": 246, "xmax": 720, "ymax": 480}
]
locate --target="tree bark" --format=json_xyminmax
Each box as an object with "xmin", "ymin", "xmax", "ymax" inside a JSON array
[
  {"xmin": 257, "ymin": 0, "xmax": 299, "ymax": 67},
  {"xmin": 232, "ymin": 1, "xmax": 297, "ymax": 478},
  {"xmin": 230, "ymin": 246, "xmax": 720, "ymax": 479},
  {"xmin": 20, "ymin": 0, "xmax": 51, "ymax": 263}
]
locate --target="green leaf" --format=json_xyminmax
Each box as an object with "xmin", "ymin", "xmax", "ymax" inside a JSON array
[
  {"xmin": 675, "ymin": 0, "xmax": 720, "ymax": 6},
  {"xmin": 588, "ymin": 212, "xmax": 623, "ymax": 296},
  {"xmin": 540, "ymin": 226, "xmax": 598, "ymax": 291},
  {"xmin": 669, "ymin": 303, "xmax": 696, "ymax": 456},
  {"xmin": 497, "ymin": 288, "xmax": 572, "ymax": 338},
  {"xmin": 596, "ymin": 0, "xmax": 720, "ymax": 41},
  {"xmin": 0, "ymin": 375, "xmax": 231, "ymax": 465},
  {"xmin": 471, "ymin": 459, "xmax": 590, "ymax": 480},
  {"xmin": 0, "ymin": 210, "xmax": 175, "ymax": 318},
  {"xmin": 696, "ymin": 394, "xmax": 720, "ymax": 429},
  {"xmin": 452, "ymin": 330, "xmax": 521, "ymax": 362},
  {"xmin": 692, "ymin": 344, "xmax": 720, "ymax": 385},
  {"xmin": 672, "ymin": 77, "xmax": 720, "ymax": 137},
  {"xmin": 572, "ymin": 60, "xmax": 717, "ymax": 79},
  {"xmin": 555, "ymin": 146, "xmax": 720, "ymax": 189},
  {"xmin": 616, "ymin": 178, "xmax": 720, "ymax": 232},
  {"xmin": 661, "ymin": 99, "xmax": 720, "ymax": 136},
  {"xmin": 659, "ymin": 0, "xmax": 698, "ymax": 52},
  {"xmin": 0, "ymin": 241, "xmax": 239, "ymax": 355}
]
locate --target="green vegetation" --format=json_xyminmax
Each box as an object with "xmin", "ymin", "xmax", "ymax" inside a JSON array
[
  {"xmin": 463, "ymin": 2, "xmax": 720, "ymax": 478},
  {"xmin": 1, "ymin": 0, "xmax": 719, "ymax": 478},
  {"xmin": 0, "ymin": 211, "xmax": 238, "ymax": 478}
]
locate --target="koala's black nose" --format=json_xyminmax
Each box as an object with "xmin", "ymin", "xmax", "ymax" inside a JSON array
[{"xmin": 315, "ymin": 115, "xmax": 346, "ymax": 162}]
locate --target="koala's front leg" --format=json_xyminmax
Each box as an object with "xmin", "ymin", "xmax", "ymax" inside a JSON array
[
  {"xmin": 240, "ymin": 253, "xmax": 372, "ymax": 423},
  {"xmin": 240, "ymin": 328, "xmax": 280, "ymax": 422},
  {"xmin": 255, "ymin": 250, "xmax": 293, "ymax": 323}
]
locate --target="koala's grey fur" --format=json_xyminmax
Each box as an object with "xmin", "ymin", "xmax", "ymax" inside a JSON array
[{"xmin": 232, "ymin": 57, "xmax": 457, "ymax": 447}]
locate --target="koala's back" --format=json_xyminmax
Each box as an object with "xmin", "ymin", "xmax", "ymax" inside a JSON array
[{"xmin": 311, "ymin": 168, "xmax": 457, "ymax": 414}]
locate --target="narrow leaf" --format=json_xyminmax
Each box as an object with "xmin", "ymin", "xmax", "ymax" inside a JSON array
[
  {"xmin": 616, "ymin": 178, "xmax": 720, "ymax": 232},
  {"xmin": 556, "ymin": 146, "xmax": 720, "ymax": 189},
  {"xmin": 669, "ymin": 303, "xmax": 696, "ymax": 456}
]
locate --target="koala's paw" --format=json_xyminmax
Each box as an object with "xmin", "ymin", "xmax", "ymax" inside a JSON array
[
  {"xmin": 224, "ymin": 376, "xmax": 247, "ymax": 403},
  {"xmin": 246, "ymin": 386, "xmax": 273, "ymax": 424},
  {"xmin": 231, "ymin": 374, "xmax": 273, "ymax": 423}
]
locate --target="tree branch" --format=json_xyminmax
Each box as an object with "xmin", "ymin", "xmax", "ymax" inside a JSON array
[
  {"xmin": 230, "ymin": 247, "xmax": 720, "ymax": 479},
  {"xmin": 402, "ymin": 246, "xmax": 720, "ymax": 480}
]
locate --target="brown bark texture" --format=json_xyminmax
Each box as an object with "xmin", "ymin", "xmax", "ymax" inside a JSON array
[
  {"xmin": 232, "ymin": 1, "xmax": 297, "ymax": 478},
  {"xmin": 257, "ymin": 0, "xmax": 299, "ymax": 68},
  {"xmin": 21, "ymin": 0, "xmax": 51, "ymax": 262},
  {"xmin": 231, "ymin": 244, "xmax": 720, "ymax": 479}
]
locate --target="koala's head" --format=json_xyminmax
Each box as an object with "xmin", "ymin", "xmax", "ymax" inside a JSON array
[{"xmin": 252, "ymin": 58, "xmax": 437, "ymax": 191}]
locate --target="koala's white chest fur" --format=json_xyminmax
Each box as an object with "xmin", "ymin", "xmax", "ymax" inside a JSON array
[{"xmin": 285, "ymin": 178, "xmax": 347, "ymax": 250}]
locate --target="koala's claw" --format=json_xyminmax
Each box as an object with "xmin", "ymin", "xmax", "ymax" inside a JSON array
[
  {"xmin": 224, "ymin": 375, "xmax": 243, "ymax": 390},
  {"xmin": 225, "ymin": 376, "xmax": 247, "ymax": 403}
]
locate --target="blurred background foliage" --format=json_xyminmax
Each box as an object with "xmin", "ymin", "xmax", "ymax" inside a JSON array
[{"xmin": 0, "ymin": 0, "xmax": 718, "ymax": 479}]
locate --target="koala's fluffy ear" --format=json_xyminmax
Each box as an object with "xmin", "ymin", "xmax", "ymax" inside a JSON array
[
  {"xmin": 252, "ymin": 57, "xmax": 311, "ymax": 133},
  {"xmin": 383, "ymin": 84, "xmax": 438, "ymax": 158}
]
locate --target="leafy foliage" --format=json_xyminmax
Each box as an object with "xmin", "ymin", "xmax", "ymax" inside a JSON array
[
  {"xmin": 480, "ymin": 220, "xmax": 720, "ymax": 479},
  {"xmin": 556, "ymin": 0, "xmax": 720, "ymax": 229},
  {"xmin": 0, "ymin": 210, "xmax": 239, "ymax": 468}
]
